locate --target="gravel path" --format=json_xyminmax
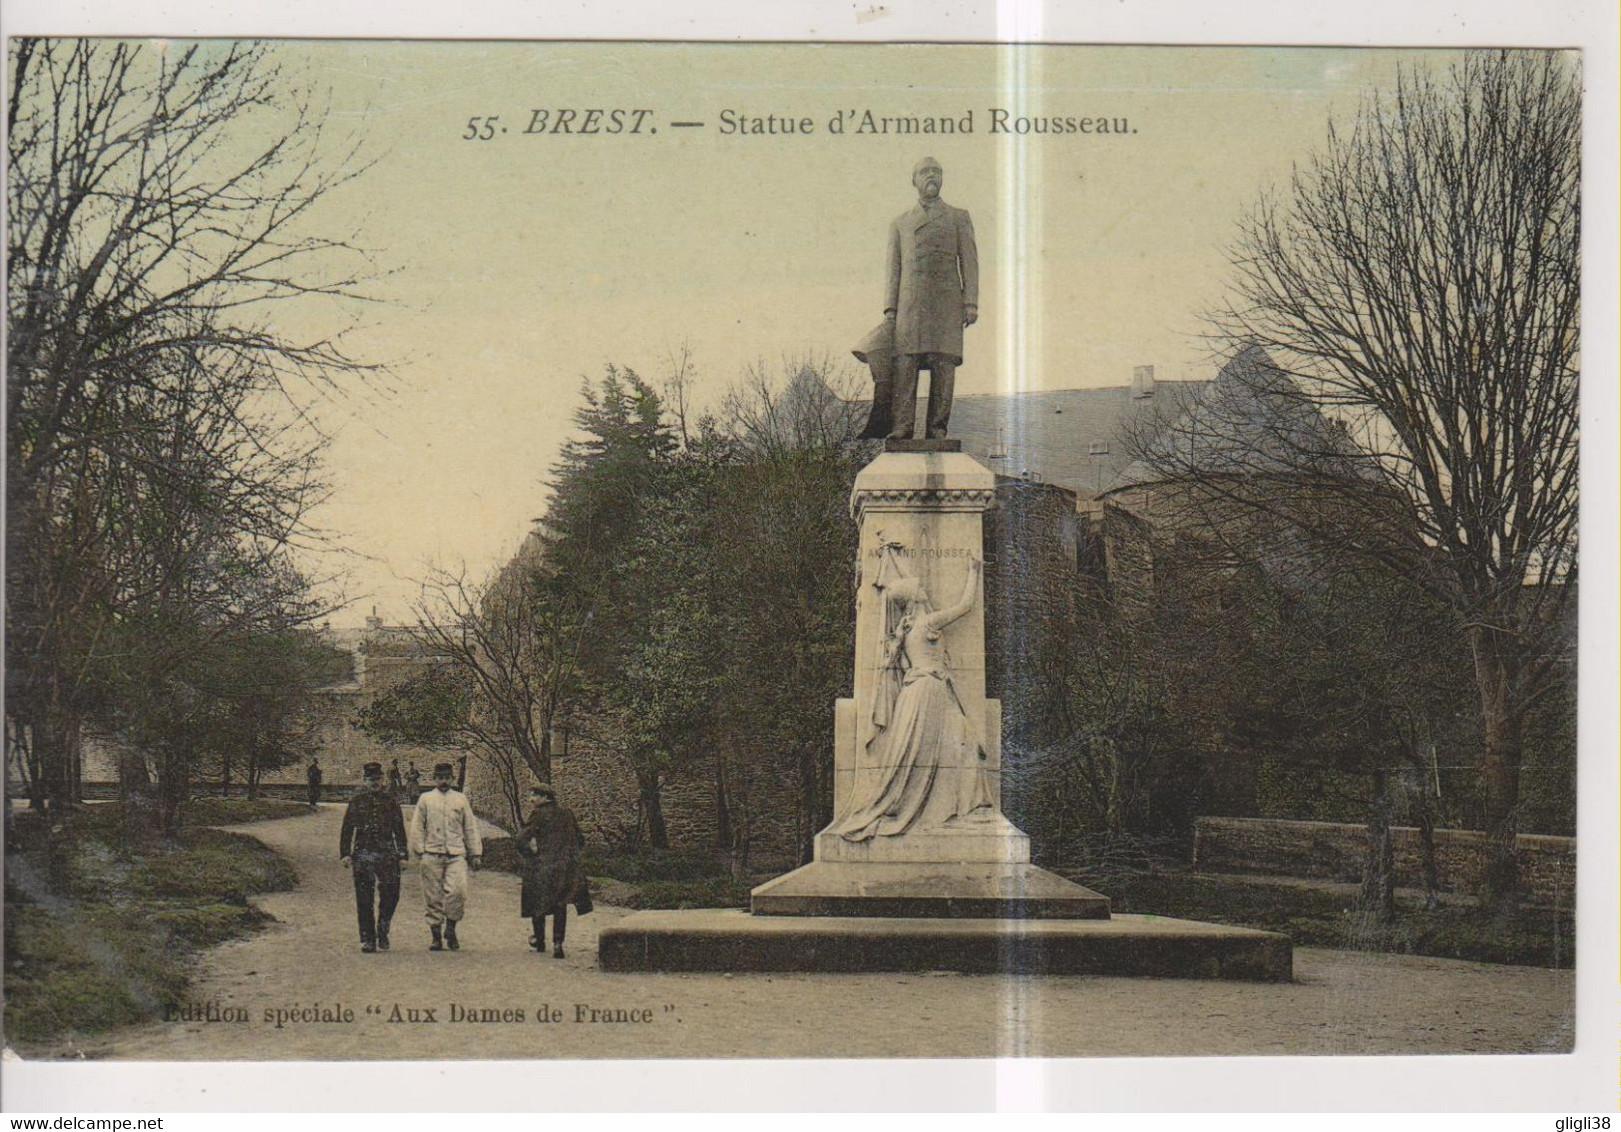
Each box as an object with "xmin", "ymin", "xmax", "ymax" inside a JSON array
[{"xmin": 50, "ymin": 806, "xmax": 1573, "ymax": 1060}]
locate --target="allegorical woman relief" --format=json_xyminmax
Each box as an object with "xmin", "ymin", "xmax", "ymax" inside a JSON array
[{"xmin": 833, "ymin": 537, "xmax": 997, "ymax": 842}]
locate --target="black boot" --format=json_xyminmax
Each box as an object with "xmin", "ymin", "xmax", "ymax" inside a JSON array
[
  {"xmin": 361, "ymin": 938, "xmax": 376, "ymax": 954},
  {"xmin": 445, "ymin": 921, "xmax": 460, "ymax": 951},
  {"xmin": 531, "ymin": 917, "xmax": 546, "ymax": 952},
  {"xmin": 377, "ymin": 921, "xmax": 391, "ymax": 952},
  {"xmin": 429, "ymin": 925, "xmax": 443, "ymax": 951}
]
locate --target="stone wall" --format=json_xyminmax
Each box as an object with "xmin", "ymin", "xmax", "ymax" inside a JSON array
[
  {"xmin": 292, "ymin": 655, "xmax": 447, "ymax": 792},
  {"xmin": 984, "ymin": 478, "xmax": 1080, "ymax": 715},
  {"xmin": 466, "ymin": 733, "xmax": 805, "ymax": 871},
  {"xmin": 1191, "ymin": 815, "xmax": 1575, "ymax": 909},
  {"xmin": 561, "ymin": 741, "xmax": 804, "ymax": 870}
]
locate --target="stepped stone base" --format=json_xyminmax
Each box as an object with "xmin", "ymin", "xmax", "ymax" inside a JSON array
[
  {"xmin": 750, "ymin": 860, "xmax": 1110, "ymax": 919},
  {"xmin": 597, "ymin": 910, "xmax": 1292, "ymax": 981}
]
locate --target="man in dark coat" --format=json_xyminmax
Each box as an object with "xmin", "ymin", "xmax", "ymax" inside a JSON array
[
  {"xmin": 306, "ymin": 759, "xmax": 323, "ymax": 809},
  {"xmin": 339, "ymin": 762, "xmax": 410, "ymax": 953},
  {"xmin": 515, "ymin": 782, "xmax": 587, "ymax": 959},
  {"xmin": 883, "ymin": 156, "xmax": 979, "ymax": 440}
]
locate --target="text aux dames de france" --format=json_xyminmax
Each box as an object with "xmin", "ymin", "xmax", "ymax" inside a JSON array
[
  {"xmin": 168, "ymin": 1000, "xmax": 674, "ymax": 1027},
  {"xmin": 461, "ymin": 108, "xmax": 1134, "ymax": 140}
]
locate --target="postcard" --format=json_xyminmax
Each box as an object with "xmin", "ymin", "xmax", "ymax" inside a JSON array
[{"xmin": 2, "ymin": 25, "xmax": 1610, "ymax": 1113}]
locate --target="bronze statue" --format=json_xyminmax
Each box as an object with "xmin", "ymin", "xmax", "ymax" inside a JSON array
[{"xmin": 876, "ymin": 156, "xmax": 979, "ymax": 440}]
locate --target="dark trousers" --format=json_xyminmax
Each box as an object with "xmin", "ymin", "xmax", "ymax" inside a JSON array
[
  {"xmin": 891, "ymin": 353, "xmax": 956, "ymax": 440},
  {"xmin": 531, "ymin": 905, "xmax": 568, "ymax": 948},
  {"xmin": 352, "ymin": 852, "xmax": 401, "ymax": 944},
  {"xmin": 308, "ymin": 783, "xmax": 321, "ymax": 806}
]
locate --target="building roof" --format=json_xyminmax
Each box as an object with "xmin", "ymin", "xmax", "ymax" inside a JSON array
[
  {"xmin": 1103, "ymin": 346, "xmax": 1371, "ymax": 497},
  {"xmin": 938, "ymin": 380, "xmax": 1210, "ymax": 500}
]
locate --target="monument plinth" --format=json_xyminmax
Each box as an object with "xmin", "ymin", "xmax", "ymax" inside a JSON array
[{"xmin": 751, "ymin": 450, "xmax": 1107, "ymax": 918}]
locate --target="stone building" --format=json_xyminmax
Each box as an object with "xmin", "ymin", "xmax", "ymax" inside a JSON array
[{"xmin": 281, "ymin": 611, "xmax": 448, "ymax": 798}]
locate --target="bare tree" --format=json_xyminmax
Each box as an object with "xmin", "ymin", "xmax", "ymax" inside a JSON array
[
  {"xmin": 361, "ymin": 554, "xmax": 596, "ymax": 829},
  {"xmin": 721, "ymin": 354, "xmax": 867, "ymax": 461},
  {"xmin": 6, "ymin": 40, "xmax": 381, "ymax": 813},
  {"xmin": 1177, "ymin": 51, "xmax": 1577, "ymax": 909}
]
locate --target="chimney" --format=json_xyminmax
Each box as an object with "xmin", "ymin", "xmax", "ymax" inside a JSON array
[
  {"xmin": 1131, "ymin": 365, "xmax": 1156, "ymax": 399},
  {"xmin": 365, "ymin": 604, "xmax": 383, "ymax": 632}
]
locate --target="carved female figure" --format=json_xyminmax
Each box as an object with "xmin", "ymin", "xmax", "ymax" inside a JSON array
[{"xmin": 833, "ymin": 546, "xmax": 995, "ymax": 841}]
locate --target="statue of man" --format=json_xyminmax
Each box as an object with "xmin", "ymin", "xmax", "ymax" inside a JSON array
[{"xmin": 882, "ymin": 156, "xmax": 979, "ymax": 440}]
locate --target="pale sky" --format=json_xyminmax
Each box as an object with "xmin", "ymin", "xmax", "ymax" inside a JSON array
[{"xmin": 244, "ymin": 42, "xmax": 1471, "ymax": 624}]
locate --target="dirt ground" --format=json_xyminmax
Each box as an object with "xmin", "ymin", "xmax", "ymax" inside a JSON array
[{"xmin": 35, "ymin": 806, "xmax": 1573, "ymax": 1061}]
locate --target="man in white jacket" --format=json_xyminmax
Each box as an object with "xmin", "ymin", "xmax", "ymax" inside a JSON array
[{"xmin": 412, "ymin": 762, "xmax": 483, "ymax": 951}]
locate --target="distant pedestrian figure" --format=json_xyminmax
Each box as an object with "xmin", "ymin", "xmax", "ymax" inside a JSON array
[
  {"xmin": 515, "ymin": 782, "xmax": 590, "ymax": 959},
  {"xmin": 406, "ymin": 762, "xmax": 422, "ymax": 796},
  {"xmin": 340, "ymin": 762, "xmax": 409, "ymax": 953},
  {"xmin": 388, "ymin": 759, "xmax": 403, "ymax": 798},
  {"xmin": 412, "ymin": 762, "xmax": 482, "ymax": 952},
  {"xmin": 306, "ymin": 759, "xmax": 323, "ymax": 809}
]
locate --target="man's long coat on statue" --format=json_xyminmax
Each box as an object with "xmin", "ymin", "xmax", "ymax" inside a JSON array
[{"xmin": 885, "ymin": 199, "xmax": 979, "ymax": 364}]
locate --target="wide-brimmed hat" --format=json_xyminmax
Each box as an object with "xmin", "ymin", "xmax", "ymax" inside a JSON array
[{"xmin": 852, "ymin": 319, "xmax": 893, "ymax": 364}]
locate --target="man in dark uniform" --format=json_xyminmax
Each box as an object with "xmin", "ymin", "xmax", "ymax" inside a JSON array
[
  {"xmin": 340, "ymin": 762, "xmax": 410, "ymax": 953},
  {"xmin": 306, "ymin": 758, "xmax": 323, "ymax": 809}
]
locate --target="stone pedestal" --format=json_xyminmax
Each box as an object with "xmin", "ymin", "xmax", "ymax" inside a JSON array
[
  {"xmin": 599, "ymin": 449, "xmax": 1292, "ymax": 979},
  {"xmin": 598, "ymin": 911, "xmax": 1293, "ymax": 981},
  {"xmin": 752, "ymin": 449, "xmax": 1107, "ymax": 919}
]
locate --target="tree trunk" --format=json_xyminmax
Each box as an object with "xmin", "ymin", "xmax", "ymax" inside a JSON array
[
  {"xmin": 158, "ymin": 744, "xmax": 191, "ymax": 835},
  {"xmin": 66, "ymin": 722, "xmax": 82, "ymax": 805},
  {"xmin": 1472, "ymin": 625, "xmax": 1525, "ymax": 911},
  {"xmin": 637, "ymin": 770, "xmax": 668, "ymax": 850},
  {"xmin": 1360, "ymin": 768, "xmax": 1396, "ymax": 924},
  {"xmin": 35, "ymin": 693, "xmax": 80, "ymax": 813},
  {"xmin": 490, "ymin": 747, "xmax": 524, "ymax": 831},
  {"xmin": 530, "ymin": 724, "xmax": 555, "ymax": 788},
  {"xmin": 1414, "ymin": 782, "xmax": 1441, "ymax": 911},
  {"xmin": 117, "ymin": 743, "xmax": 163, "ymax": 843},
  {"xmin": 714, "ymin": 758, "xmax": 733, "ymax": 852},
  {"xmin": 10, "ymin": 715, "xmax": 46, "ymax": 811}
]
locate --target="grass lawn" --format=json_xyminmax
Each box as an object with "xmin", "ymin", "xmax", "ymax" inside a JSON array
[
  {"xmin": 172, "ymin": 796, "xmax": 314, "ymax": 826},
  {"xmin": 1103, "ymin": 869, "xmax": 1573, "ymax": 969},
  {"xmin": 4, "ymin": 800, "xmax": 300, "ymax": 1049}
]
